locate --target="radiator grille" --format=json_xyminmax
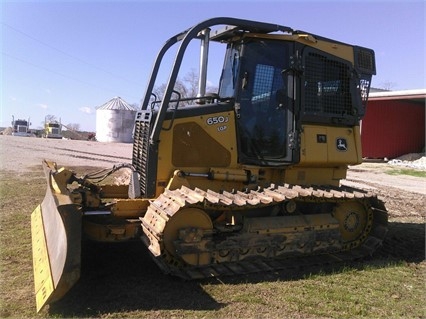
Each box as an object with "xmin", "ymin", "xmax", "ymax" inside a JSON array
[{"xmin": 132, "ymin": 111, "xmax": 152, "ymax": 196}]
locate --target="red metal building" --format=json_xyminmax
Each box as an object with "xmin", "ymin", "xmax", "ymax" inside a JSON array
[{"xmin": 361, "ymin": 89, "xmax": 426, "ymax": 159}]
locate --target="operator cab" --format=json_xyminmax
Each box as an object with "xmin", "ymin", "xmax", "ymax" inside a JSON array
[{"xmin": 217, "ymin": 31, "xmax": 374, "ymax": 168}]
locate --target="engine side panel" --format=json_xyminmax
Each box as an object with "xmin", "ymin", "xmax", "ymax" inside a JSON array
[
  {"xmin": 155, "ymin": 107, "xmax": 239, "ymax": 195},
  {"xmin": 299, "ymin": 125, "xmax": 362, "ymax": 166}
]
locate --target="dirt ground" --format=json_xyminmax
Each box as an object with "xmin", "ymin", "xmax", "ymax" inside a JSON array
[
  {"xmin": 0, "ymin": 135, "xmax": 133, "ymax": 171},
  {"xmin": 1, "ymin": 134, "xmax": 425, "ymax": 255}
]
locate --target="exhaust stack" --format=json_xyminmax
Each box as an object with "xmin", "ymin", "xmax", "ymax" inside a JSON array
[{"xmin": 197, "ymin": 28, "xmax": 210, "ymax": 100}]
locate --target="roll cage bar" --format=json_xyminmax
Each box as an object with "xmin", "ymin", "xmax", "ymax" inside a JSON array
[{"xmin": 141, "ymin": 17, "xmax": 294, "ymax": 145}]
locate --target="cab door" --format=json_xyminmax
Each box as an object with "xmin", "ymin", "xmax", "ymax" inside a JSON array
[{"xmin": 236, "ymin": 39, "xmax": 296, "ymax": 166}]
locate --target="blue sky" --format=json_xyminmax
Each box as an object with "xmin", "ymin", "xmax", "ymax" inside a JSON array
[{"xmin": 1, "ymin": 0, "xmax": 425, "ymax": 131}]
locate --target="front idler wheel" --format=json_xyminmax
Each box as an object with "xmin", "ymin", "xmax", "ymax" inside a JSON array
[{"xmin": 163, "ymin": 208, "xmax": 213, "ymax": 266}]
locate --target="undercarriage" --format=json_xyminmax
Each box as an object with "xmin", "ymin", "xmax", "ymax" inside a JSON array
[{"xmin": 141, "ymin": 184, "xmax": 388, "ymax": 279}]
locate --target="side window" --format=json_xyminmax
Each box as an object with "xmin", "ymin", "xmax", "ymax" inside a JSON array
[
  {"xmin": 304, "ymin": 52, "xmax": 352, "ymax": 116},
  {"xmin": 252, "ymin": 64, "xmax": 283, "ymax": 109},
  {"xmin": 241, "ymin": 63, "xmax": 286, "ymax": 159},
  {"xmin": 252, "ymin": 64, "xmax": 274, "ymax": 107}
]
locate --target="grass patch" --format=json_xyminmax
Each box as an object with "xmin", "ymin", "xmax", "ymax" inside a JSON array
[
  {"xmin": 386, "ymin": 168, "xmax": 426, "ymax": 178},
  {"xmin": 0, "ymin": 169, "xmax": 45, "ymax": 318},
  {"xmin": 201, "ymin": 262, "xmax": 426, "ymax": 319},
  {"xmin": 289, "ymin": 264, "xmax": 425, "ymax": 318},
  {"xmin": 1, "ymin": 167, "xmax": 425, "ymax": 318}
]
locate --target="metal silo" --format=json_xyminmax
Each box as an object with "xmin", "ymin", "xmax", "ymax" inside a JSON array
[{"xmin": 96, "ymin": 97, "xmax": 137, "ymax": 143}]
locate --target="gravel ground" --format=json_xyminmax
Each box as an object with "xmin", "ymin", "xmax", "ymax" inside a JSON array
[
  {"xmin": 0, "ymin": 135, "xmax": 132, "ymax": 171},
  {"xmin": 1, "ymin": 134, "xmax": 425, "ymax": 195},
  {"xmin": 345, "ymin": 163, "xmax": 426, "ymax": 195}
]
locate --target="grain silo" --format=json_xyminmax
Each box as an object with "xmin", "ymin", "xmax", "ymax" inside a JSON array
[{"xmin": 96, "ymin": 97, "xmax": 137, "ymax": 143}]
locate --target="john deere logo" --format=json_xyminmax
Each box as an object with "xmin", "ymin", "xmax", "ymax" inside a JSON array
[{"xmin": 336, "ymin": 138, "xmax": 348, "ymax": 151}]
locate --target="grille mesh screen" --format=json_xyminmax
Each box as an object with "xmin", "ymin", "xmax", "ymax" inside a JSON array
[
  {"xmin": 304, "ymin": 53, "xmax": 352, "ymax": 116},
  {"xmin": 132, "ymin": 112, "xmax": 151, "ymax": 195}
]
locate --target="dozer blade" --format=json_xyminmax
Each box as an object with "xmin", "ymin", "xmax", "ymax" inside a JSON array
[{"xmin": 31, "ymin": 161, "xmax": 82, "ymax": 312}]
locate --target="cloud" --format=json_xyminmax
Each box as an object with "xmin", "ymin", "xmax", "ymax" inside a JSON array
[
  {"xmin": 79, "ymin": 106, "xmax": 93, "ymax": 114},
  {"xmin": 38, "ymin": 103, "xmax": 48, "ymax": 109},
  {"xmin": 45, "ymin": 89, "xmax": 51, "ymax": 94}
]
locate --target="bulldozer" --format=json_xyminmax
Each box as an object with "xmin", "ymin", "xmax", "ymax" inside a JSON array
[{"xmin": 31, "ymin": 17, "xmax": 388, "ymax": 312}]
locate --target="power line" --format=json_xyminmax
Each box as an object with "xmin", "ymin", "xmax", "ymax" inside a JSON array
[
  {"xmin": 2, "ymin": 51, "xmax": 142, "ymax": 101},
  {"xmin": 2, "ymin": 22, "xmax": 143, "ymax": 88}
]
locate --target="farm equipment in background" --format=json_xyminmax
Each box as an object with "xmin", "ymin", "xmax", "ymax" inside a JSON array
[{"xmin": 31, "ymin": 17, "xmax": 388, "ymax": 312}]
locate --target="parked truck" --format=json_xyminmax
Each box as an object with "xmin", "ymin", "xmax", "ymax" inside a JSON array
[
  {"xmin": 43, "ymin": 118, "xmax": 62, "ymax": 139},
  {"xmin": 11, "ymin": 116, "xmax": 31, "ymax": 137}
]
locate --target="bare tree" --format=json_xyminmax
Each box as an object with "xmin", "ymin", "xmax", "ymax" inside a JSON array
[
  {"xmin": 152, "ymin": 68, "xmax": 219, "ymax": 107},
  {"xmin": 182, "ymin": 68, "xmax": 199, "ymax": 97},
  {"xmin": 42, "ymin": 114, "xmax": 57, "ymax": 127},
  {"xmin": 153, "ymin": 78, "xmax": 188, "ymax": 100},
  {"xmin": 66, "ymin": 123, "xmax": 80, "ymax": 131},
  {"xmin": 379, "ymin": 81, "xmax": 396, "ymax": 91},
  {"xmin": 45, "ymin": 114, "xmax": 56, "ymax": 122}
]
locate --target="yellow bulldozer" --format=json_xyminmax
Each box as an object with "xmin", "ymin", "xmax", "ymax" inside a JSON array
[{"xmin": 31, "ymin": 17, "xmax": 388, "ymax": 312}]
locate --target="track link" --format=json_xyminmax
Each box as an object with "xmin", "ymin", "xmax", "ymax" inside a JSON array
[{"xmin": 141, "ymin": 184, "xmax": 388, "ymax": 279}]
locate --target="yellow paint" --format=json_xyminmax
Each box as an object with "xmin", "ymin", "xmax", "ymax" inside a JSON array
[
  {"xmin": 245, "ymin": 33, "xmax": 354, "ymax": 64},
  {"xmin": 31, "ymin": 205, "xmax": 54, "ymax": 312},
  {"xmin": 284, "ymin": 167, "xmax": 346, "ymax": 186},
  {"xmin": 299, "ymin": 125, "xmax": 362, "ymax": 166},
  {"xmin": 112, "ymin": 198, "xmax": 150, "ymax": 217},
  {"xmin": 156, "ymin": 110, "xmax": 239, "ymax": 196}
]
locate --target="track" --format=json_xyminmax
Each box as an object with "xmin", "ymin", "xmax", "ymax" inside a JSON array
[{"xmin": 141, "ymin": 183, "xmax": 388, "ymax": 280}]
